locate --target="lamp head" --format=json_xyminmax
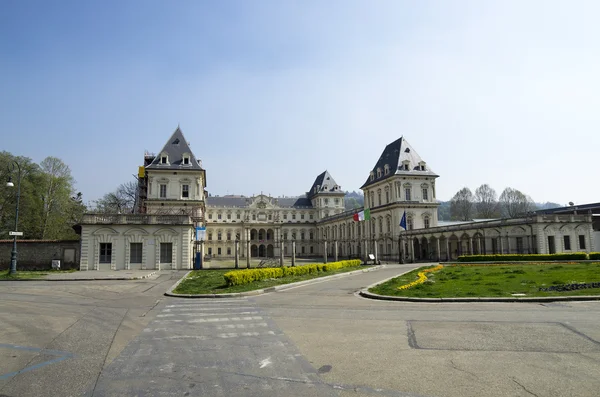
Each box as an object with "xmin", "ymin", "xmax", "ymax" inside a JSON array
[{"xmin": 6, "ymin": 176, "xmax": 14, "ymax": 188}]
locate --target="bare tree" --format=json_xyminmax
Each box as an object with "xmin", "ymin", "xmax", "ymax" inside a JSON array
[
  {"xmin": 499, "ymin": 187, "xmax": 534, "ymax": 218},
  {"xmin": 94, "ymin": 180, "xmax": 138, "ymax": 214},
  {"xmin": 474, "ymin": 184, "xmax": 499, "ymax": 218},
  {"xmin": 450, "ymin": 187, "xmax": 474, "ymax": 221}
]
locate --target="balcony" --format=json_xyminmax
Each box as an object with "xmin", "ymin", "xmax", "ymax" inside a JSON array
[{"xmin": 82, "ymin": 214, "xmax": 192, "ymax": 225}]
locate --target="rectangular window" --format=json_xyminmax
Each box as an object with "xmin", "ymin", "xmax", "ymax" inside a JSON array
[
  {"xmin": 227, "ymin": 233, "xmax": 231, "ymax": 241},
  {"xmin": 160, "ymin": 184, "xmax": 167, "ymax": 198},
  {"xmin": 407, "ymin": 219, "xmax": 413, "ymax": 230},
  {"xmin": 405, "ymin": 188, "xmax": 411, "ymax": 201},
  {"xmin": 218, "ymin": 214, "xmax": 222, "ymax": 220},
  {"xmin": 218, "ymin": 232, "xmax": 222, "ymax": 241},
  {"xmin": 208, "ymin": 213, "xmax": 213, "ymax": 219},
  {"xmin": 310, "ymin": 214, "xmax": 313, "ymax": 220},
  {"xmin": 424, "ymin": 218, "xmax": 430, "ymax": 229},
  {"xmin": 283, "ymin": 214, "xmax": 288, "ymax": 220},
  {"xmin": 160, "ymin": 243, "xmax": 172, "ymax": 263},
  {"xmin": 218, "ymin": 247, "xmax": 222, "ymax": 255},
  {"xmin": 182, "ymin": 184, "xmax": 189, "ymax": 198},
  {"xmin": 310, "ymin": 246, "xmax": 314, "ymax": 254},
  {"xmin": 208, "ymin": 247, "xmax": 212, "ymax": 255},
  {"xmin": 301, "ymin": 246, "xmax": 305, "ymax": 254},
  {"xmin": 161, "ymin": 156, "xmax": 167, "ymax": 164},
  {"xmin": 579, "ymin": 235, "xmax": 586, "ymax": 250},
  {"xmin": 310, "ymin": 232, "xmax": 313, "ymax": 240},
  {"xmin": 208, "ymin": 233, "xmax": 212, "ymax": 241},
  {"xmin": 252, "ymin": 214, "xmax": 256, "ymax": 220},
  {"xmin": 422, "ymin": 188, "xmax": 428, "ymax": 201},
  {"xmin": 227, "ymin": 247, "xmax": 231, "ymax": 255},
  {"xmin": 301, "ymin": 232, "xmax": 305, "ymax": 240},
  {"xmin": 564, "ymin": 235, "xmax": 571, "ymax": 250},
  {"xmin": 183, "ymin": 157, "xmax": 189, "ymax": 165},
  {"xmin": 237, "ymin": 213, "xmax": 240, "ymax": 219},
  {"xmin": 292, "ymin": 214, "xmax": 296, "ymax": 220},
  {"xmin": 99, "ymin": 243, "xmax": 112, "ymax": 264},
  {"xmin": 268, "ymin": 214, "xmax": 272, "ymax": 220},
  {"xmin": 284, "ymin": 232, "xmax": 288, "ymax": 240},
  {"xmin": 301, "ymin": 214, "xmax": 305, "ymax": 220},
  {"xmin": 516, "ymin": 237, "xmax": 524, "ymax": 254},
  {"xmin": 130, "ymin": 243, "xmax": 142, "ymax": 264}
]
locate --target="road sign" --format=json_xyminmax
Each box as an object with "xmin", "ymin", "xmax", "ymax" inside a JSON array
[
  {"xmin": 196, "ymin": 226, "xmax": 206, "ymax": 241},
  {"xmin": 9, "ymin": 231, "xmax": 23, "ymax": 236}
]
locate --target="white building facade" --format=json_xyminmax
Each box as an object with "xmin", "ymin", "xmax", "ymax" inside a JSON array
[{"xmin": 78, "ymin": 128, "xmax": 596, "ymax": 270}]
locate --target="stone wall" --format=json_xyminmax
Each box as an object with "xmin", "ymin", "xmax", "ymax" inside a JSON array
[{"xmin": 0, "ymin": 240, "xmax": 81, "ymax": 270}]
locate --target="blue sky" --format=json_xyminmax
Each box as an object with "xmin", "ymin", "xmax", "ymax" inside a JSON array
[{"xmin": 2, "ymin": 1, "xmax": 599, "ymax": 206}]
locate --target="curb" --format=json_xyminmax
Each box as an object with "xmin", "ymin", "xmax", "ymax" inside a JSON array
[
  {"xmin": 164, "ymin": 265, "xmax": 386, "ymax": 298},
  {"xmin": 0, "ymin": 271, "xmax": 159, "ymax": 282},
  {"xmin": 357, "ymin": 268, "xmax": 600, "ymax": 303}
]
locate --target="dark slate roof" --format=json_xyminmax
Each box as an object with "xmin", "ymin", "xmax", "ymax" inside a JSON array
[
  {"xmin": 206, "ymin": 196, "xmax": 247, "ymax": 207},
  {"xmin": 360, "ymin": 136, "xmax": 437, "ymax": 189},
  {"xmin": 206, "ymin": 195, "xmax": 313, "ymax": 208},
  {"xmin": 306, "ymin": 170, "xmax": 343, "ymax": 199},
  {"xmin": 535, "ymin": 202, "xmax": 600, "ymax": 215},
  {"xmin": 146, "ymin": 127, "xmax": 203, "ymax": 170}
]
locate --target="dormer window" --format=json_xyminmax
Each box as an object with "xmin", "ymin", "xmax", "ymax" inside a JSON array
[
  {"xmin": 418, "ymin": 162, "xmax": 426, "ymax": 171},
  {"xmin": 400, "ymin": 161, "xmax": 410, "ymax": 171},
  {"xmin": 377, "ymin": 168, "xmax": 382, "ymax": 178},
  {"xmin": 160, "ymin": 156, "xmax": 168, "ymax": 164},
  {"xmin": 183, "ymin": 157, "xmax": 190, "ymax": 165},
  {"xmin": 370, "ymin": 172, "xmax": 374, "ymax": 181},
  {"xmin": 384, "ymin": 164, "xmax": 390, "ymax": 175}
]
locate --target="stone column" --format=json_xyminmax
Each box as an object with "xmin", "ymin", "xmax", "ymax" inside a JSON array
[
  {"xmin": 499, "ymin": 236, "xmax": 504, "ymax": 254},
  {"xmin": 280, "ymin": 240, "xmax": 284, "ymax": 267},
  {"xmin": 445, "ymin": 239, "xmax": 450, "ymax": 262},
  {"xmin": 469, "ymin": 238, "xmax": 474, "ymax": 255},
  {"xmin": 374, "ymin": 241, "xmax": 378, "ymax": 264},
  {"xmin": 410, "ymin": 239, "xmax": 415, "ymax": 263},
  {"xmin": 334, "ymin": 240, "xmax": 338, "ymax": 262},
  {"xmin": 291, "ymin": 241, "xmax": 296, "ymax": 267},
  {"xmin": 246, "ymin": 239, "xmax": 250, "ymax": 268},
  {"xmin": 477, "ymin": 238, "xmax": 481, "ymax": 254},
  {"xmin": 324, "ymin": 241, "xmax": 328, "ymax": 263},
  {"xmin": 506, "ymin": 235, "xmax": 511, "ymax": 254},
  {"xmin": 363, "ymin": 240, "xmax": 368, "ymax": 262},
  {"xmin": 436, "ymin": 239, "xmax": 441, "ymax": 262},
  {"xmin": 235, "ymin": 240, "xmax": 239, "ymax": 269}
]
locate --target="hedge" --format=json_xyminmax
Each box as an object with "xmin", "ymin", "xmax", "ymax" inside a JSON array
[
  {"xmin": 590, "ymin": 252, "xmax": 600, "ymax": 260},
  {"xmin": 223, "ymin": 259, "xmax": 362, "ymax": 286},
  {"xmin": 457, "ymin": 253, "xmax": 589, "ymax": 262}
]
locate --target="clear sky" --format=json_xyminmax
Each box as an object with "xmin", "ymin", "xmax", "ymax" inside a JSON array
[{"xmin": 2, "ymin": 1, "xmax": 598, "ymax": 206}]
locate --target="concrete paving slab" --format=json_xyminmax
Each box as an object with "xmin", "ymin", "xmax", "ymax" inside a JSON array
[{"xmin": 44, "ymin": 270, "xmax": 159, "ymax": 280}]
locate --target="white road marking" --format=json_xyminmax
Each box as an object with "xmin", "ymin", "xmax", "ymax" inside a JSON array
[
  {"xmin": 165, "ymin": 300, "xmax": 247, "ymax": 307},
  {"xmin": 188, "ymin": 316, "xmax": 263, "ymax": 323},
  {"xmin": 152, "ymin": 336, "xmax": 209, "ymax": 340},
  {"xmin": 259, "ymin": 357, "xmax": 272, "ymax": 368},
  {"xmin": 216, "ymin": 323, "xmax": 268, "ymax": 329},
  {"xmin": 157, "ymin": 311, "xmax": 259, "ymax": 318},
  {"xmin": 162, "ymin": 307, "xmax": 255, "ymax": 312}
]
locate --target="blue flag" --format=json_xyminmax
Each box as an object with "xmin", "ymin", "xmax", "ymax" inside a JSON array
[{"xmin": 399, "ymin": 211, "xmax": 407, "ymax": 230}]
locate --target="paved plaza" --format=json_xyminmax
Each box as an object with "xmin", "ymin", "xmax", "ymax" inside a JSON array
[{"xmin": 0, "ymin": 266, "xmax": 599, "ymax": 396}]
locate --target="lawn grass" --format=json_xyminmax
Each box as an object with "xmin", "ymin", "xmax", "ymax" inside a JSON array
[
  {"xmin": 173, "ymin": 265, "xmax": 370, "ymax": 294},
  {"xmin": 0, "ymin": 269, "xmax": 76, "ymax": 280},
  {"xmin": 370, "ymin": 263, "xmax": 600, "ymax": 298}
]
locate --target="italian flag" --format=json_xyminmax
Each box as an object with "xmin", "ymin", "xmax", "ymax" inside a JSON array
[{"xmin": 353, "ymin": 208, "xmax": 371, "ymax": 222}]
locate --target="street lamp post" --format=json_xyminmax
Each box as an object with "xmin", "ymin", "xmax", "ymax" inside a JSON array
[{"xmin": 6, "ymin": 161, "xmax": 22, "ymax": 275}]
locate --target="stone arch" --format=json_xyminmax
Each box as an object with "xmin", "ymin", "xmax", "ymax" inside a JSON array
[
  {"xmin": 92, "ymin": 227, "xmax": 119, "ymax": 270},
  {"xmin": 123, "ymin": 228, "xmax": 149, "ymax": 270}
]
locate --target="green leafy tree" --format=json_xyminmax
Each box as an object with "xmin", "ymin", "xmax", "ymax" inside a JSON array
[{"xmin": 450, "ymin": 187, "xmax": 474, "ymax": 221}]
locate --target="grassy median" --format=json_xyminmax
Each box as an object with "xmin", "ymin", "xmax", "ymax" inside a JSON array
[
  {"xmin": 173, "ymin": 265, "xmax": 370, "ymax": 294},
  {"xmin": 370, "ymin": 263, "xmax": 600, "ymax": 298}
]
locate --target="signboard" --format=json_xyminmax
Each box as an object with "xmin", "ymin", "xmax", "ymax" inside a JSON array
[
  {"xmin": 196, "ymin": 226, "xmax": 206, "ymax": 241},
  {"xmin": 9, "ymin": 231, "xmax": 23, "ymax": 236}
]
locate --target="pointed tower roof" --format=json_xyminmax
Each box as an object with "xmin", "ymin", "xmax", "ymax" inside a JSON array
[
  {"xmin": 307, "ymin": 170, "xmax": 343, "ymax": 199},
  {"xmin": 360, "ymin": 137, "xmax": 437, "ymax": 189},
  {"xmin": 146, "ymin": 127, "xmax": 203, "ymax": 171}
]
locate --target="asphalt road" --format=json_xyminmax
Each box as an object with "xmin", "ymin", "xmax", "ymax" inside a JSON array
[{"xmin": 1, "ymin": 265, "xmax": 599, "ymax": 397}]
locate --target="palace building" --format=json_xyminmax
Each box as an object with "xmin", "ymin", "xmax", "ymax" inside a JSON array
[{"xmin": 77, "ymin": 127, "xmax": 596, "ymax": 270}]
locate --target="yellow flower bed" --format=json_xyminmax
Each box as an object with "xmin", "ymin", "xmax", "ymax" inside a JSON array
[{"xmin": 398, "ymin": 265, "xmax": 443, "ymax": 290}]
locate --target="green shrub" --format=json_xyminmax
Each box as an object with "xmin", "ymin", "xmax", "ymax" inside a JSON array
[
  {"xmin": 223, "ymin": 259, "xmax": 362, "ymax": 286},
  {"xmin": 589, "ymin": 252, "xmax": 600, "ymax": 260},
  {"xmin": 457, "ymin": 253, "xmax": 588, "ymax": 262}
]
